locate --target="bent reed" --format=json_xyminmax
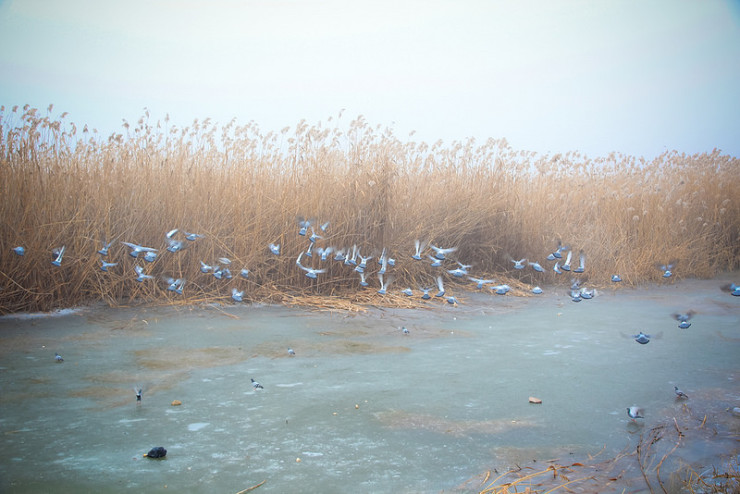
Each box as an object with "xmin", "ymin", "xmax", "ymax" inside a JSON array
[{"xmin": 1, "ymin": 104, "xmax": 739, "ymax": 313}]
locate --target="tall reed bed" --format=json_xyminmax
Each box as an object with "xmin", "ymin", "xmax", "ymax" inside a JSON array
[{"xmin": 1, "ymin": 104, "xmax": 738, "ymax": 313}]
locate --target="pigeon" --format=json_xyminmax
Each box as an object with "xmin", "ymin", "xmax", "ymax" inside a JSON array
[
  {"xmin": 412, "ymin": 240, "xmax": 427, "ymax": 260},
  {"xmin": 671, "ymin": 310, "xmax": 696, "ymax": 329},
  {"xmin": 627, "ymin": 406, "xmax": 644, "ymax": 421},
  {"xmin": 333, "ymin": 249, "xmax": 346, "ymax": 262},
  {"xmin": 446, "ymin": 296, "xmax": 459, "ymax": 305},
  {"xmin": 529, "ymin": 261, "xmax": 544, "ymax": 273},
  {"xmin": 135, "ymin": 265, "xmax": 154, "ymax": 282},
  {"xmin": 377, "ymin": 273, "xmax": 394, "ymax": 295},
  {"xmin": 318, "ymin": 246, "xmax": 334, "ymax": 262},
  {"xmin": 491, "ymin": 284, "xmax": 510, "ymax": 295},
  {"xmin": 308, "ymin": 227, "xmax": 323, "ymax": 243},
  {"xmin": 296, "ymin": 252, "xmax": 326, "ymax": 279},
  {"xmin": 288, "ymin": 348, "xmax": 296, "ymax": 356},
  {"xmin": 532, "ymin": 286, "xmax": 543, "ymax": 294},
  {"xmin": 13, "ymin": 246, "xmax": 25, "ymax": 256},
  {"xmin": 297, "ymin": 218, "xmax": 311, "ymax": 236},
  {"xmin": 511, "ymin": 258, "xmax": 527, "ymax": 270},
  {"xmin": 430, "ymin": 244, "xmax": 457, "ymax": 261},
  {"xmin": 674, "ymin": 386, "xmax": 688, "ymax": 399},
  {"xmin": 269, "ymin": 243, "xmax": 280, "ymax": 255},
  {"xmin": 251, "ymin": 378, "xmax": 264, "ymax": 390},
  {"xmin": 231, "ymin": 288, "xmax": 244, "ymax": 302},
  {"xmin": 144, "ymin": 446, "xmax": 167, "ymax": 459},
  {"xmin": 427, "ymin": 255, "xmax": 443, "ymax": 268},
  {"xmin": 656, "ymin": 260, "xmax": 678, "ymax": 278},
  {"xmin": 419, "ymin": 286, "xmax": 432, "ymax": 300},
  {"xmin": 200, "ymin": 261, "xmax": 214, "ymax": 273},
  {"xmin": 546, "ymin": 241, "xmax": 568, "ymax": 260},
  {"xmin": 448, "ymin": 262, "xmax": 472, "ymax": 278},
  {"xmin": 165, "ymin": 228, "xmax": 179, "ymax": 239},
  {"xmin": 51, "ymin": 246, "xmax": 65, "ymax": 266},
  {"xmin": 720, "ymin": 283, "xmax": 740, "ymax": 296},
  {"xmin": 166, "ymin": 237, "xmax": 185, "ymax": 253},
  {"xmin": 100, "ymin": 260, "xmax": 118, "ymax": 272},
  {"xmin": 135, "ymin": 387, "xmax": 143, "ymax": 403},
  {"xmin": 240, "ymin": 268, "xmax": 249, "ymax": 279},
  {"xmin": 573, "ymin": 251, "xmax": 586, "ymax": 273},
  {"xmin": 632, "ymin": 331, "xmax": 652, "ymax": 344},
  {"xmin": 143, "ymin": 250, "xmax": 157, "ymax": 262},
  {"xmin": 401, "ymin": 287, "xmax": 413, "ymax": 297},
  {"xmin": 97, "ymin": 239, "xmax": 114, "ymax": 256},
  {"xmin": 611, "ymin": 274, "xmax": 622, "ymax": 282},
  {"xmin": 561, "ymin": 250, "xmax": 572, "ymax": 272},
  {"xmin": 122, "ymin": 242, "xmax": 157, "ymax": 258},
  {"xmin": 401, "ymin": 326, "xmax": 409, "ymax": 335},
  {"xmin": 183, "ymin": 231, "xmax": 203, "ymax": 241},
  {"xmin": 358, "ymin": 271, "xmax": 369, "ymax": 287},
  {"xmin": 164, "ymin": 277, "xmax": 185, "ymax": 293},
  {"xmin": 553, "ymin": 261, "xmax": 563, "ymax": 275},
  {"xmin": 434, "ymin": 276, "xmax": 445, "ymax": 297},
  {"xmin": 468, "ymin": 276, "xmax": 495, "ymax": 290},
  {"xmin": 305, "ymin": 242, "xmax": 315, "ymax": 258},
  {"xmin": 55, "ymin": 352, "xmax": 64, "ymax": 363},
  {"xmin": 218, "ymin": 257, "xmax": 232, "ymax": 265}
]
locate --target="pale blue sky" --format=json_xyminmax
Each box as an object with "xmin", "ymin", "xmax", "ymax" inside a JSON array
[{"xmin": 1, "ymin": 0, "xmax": 739, "ymax": 158}]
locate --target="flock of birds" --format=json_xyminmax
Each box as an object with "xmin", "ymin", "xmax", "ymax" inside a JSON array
[
  {"xmin": 11, "ymin": 215, "xmax": 739, "ymax": 427},
  {"xmin": 14, "ymin": 219, "xmax": 739, "ymax": 308}
]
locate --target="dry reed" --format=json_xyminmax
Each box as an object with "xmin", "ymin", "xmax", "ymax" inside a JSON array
[{"xmin": 1, "ymin": 104, "xmax": 739, "ymax": 313}]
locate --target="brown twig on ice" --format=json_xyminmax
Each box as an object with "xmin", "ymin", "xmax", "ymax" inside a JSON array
[{"xmin": 235, "ymin": 479, "xmax": 266, "ymax": 494}]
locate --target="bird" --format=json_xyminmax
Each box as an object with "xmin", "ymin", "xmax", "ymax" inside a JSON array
[
  {"xmin": 240, "ymin": 268, "xmax": 249, "ymax": 278},
  {"xmin": 468, "ymin": 276, "xmax": 495, "ymax": 290},
  {"xmin": 570, "ymin": 290, "xmax": 582, "ymax": 302},
  {"xmin": 412, "ymin": 240, "xmax": 427, "ymax": 260},
  {"xmin": 355, "ymin": 253, "xmax": 373, "ymax": 272},
  {"xmin": 529, "ymin": 261, "xmax": 544, "ymax": 273},
  {"xmin": 308, "ymin": 227, "xmax": 323, "ymax": 243},
  {"xmin": 491, "ymin": 284, "xmax": 510, "ymax": 295},
  {"xmin": 13, "ymin": 246, "xmax": 25, "ymax": 256},
  {"xmin": 419, "ymin": 286, "xmax": 432, "ymax": 300},
  {"xmin": 430, "ymin": 244, "xmax": 457, "ymax": 261},
  {"xmin": 165, "ymin": 228, "xmax": 179, "ymax": 239},
  {"xmin": 434, "ymin": 276, "xmax": 445, "ymax": 297},
  {"xmin": 143, "ymin": 446, "xmax": 167, "ymax": 459},
  {"xmin": 553, "ymin": 261, "xmax": 563, "ymax": 275},
  {"xmin": 720, "ymin": 283, "xmax": 740, "ymax": 296},
  {"xmin": 97, "ymin": 239, "xmax": 114, "ymax": 256},
  {"xmin": 579, "ymin": 287, "xmax": 595, "ymax": 299},
  {"xmin": 135, "ymin": 387, "xmax": 143, "ymax": 403},
  {"xmin": 656, "ymin": 260, "xmax": 678, "ymax": 278},
  {"xmin": 632, "ymin": 331, "xmax": 652, "ymax": 344},
  {"xmin": 288, "ymin": 348, "xmax": 296, "ymax": 356},
  {"xmin": 333, "ymin": 249, "xmax": 346, "ymax": 262},
  {"xmin": 401, "ymin": 326, "xmax": 409, "ymax": 335},
  {"xmin": 671, "ymin": 310, "xmax": 696, "ymax": 329},
  {"xmin": 318, "ymin": 246, "xmax": 334, "ymax": 262},
  {"xmin": 51, "ymin": 246, "xmax": 65, "ymax": 266},
  {"xmin": 55, "ymin": 352, "xmax": 64, "ymax": 362},
  {"xmin": 532, "ymin": 286, "xmax": 543, "ymax": 294},
  {"xmin": 377, "ymin": 273, "xmax": 393, "ymax": 295},
  {"xmin": 674, "ymin": 386, "xmax": 689, "ymax": 399},
  {"xmin": 183, "ymin": 231, "xmax": 203, "ymax": 241},
  {"xmin": 627, "ymin": 406, "xmax": 644, "ymax": 422},
  {"xmin": 200, "ymin": 261, "xmax": 214, "ymax": 273},
  {"xmin": 164, "ymin": 277, "xmax": 185, "ymax": 293},
  {"xmin": 122, "ymin": 241, "xmax": 157, "ymax": 258},
  {"xmin": 448, "ymin": 261, "xmax": 472, "ymax": 278},
  {"xmin": 269, "ymin": 243, "xmax": 281, "ymax": 255},
  {"xmin": 305, "ymin": 242, "xmax": 315, "ymax": 257},
  {"xmin": 100, "ymin": 260, "xmax": 118, "ymax": 272},
  {"xmin": 231, "ymin": 288, "xmax": 244, "ymax": 302},
  {"xmin": 546, "ymin": 241, "xmax": 568, "ymax": 260},
  {"xmin": 166, "ymin": 237, "xmax": 185, "ymax": 253},
  {"xmin": 143, "ymin": 251, "xmax": 157, "ymax": 262},
  {"xmin": 218, "ymin": 257, "xmax": 232, "ymax": 265},
  {"xmin": 561, "ymin": 250, "xmax": 573, "ymax": 272},
  {"xmin": 296, "ymin": 252, "xmax": 327, "ymax": 279},
  {"xmin": 251, "ymin": 378, "xmax": 264, "ymax": 390},
  {"xmin": 135, "ymin": 265, "xmax": 154, "ymax": 282},
  {"xmin": 427, "ymin": 255, "xmax": 443, "ymax": 268},
  {"xmin": 401, "ymin": 287, "xmax": 413, "ymax": 297},
  {"xmin": 573, "ymin": 251, "xmax": 586, "ymax": 273},
  {"xmin": 446, "ymin": 296, "xmax": 459, "ymax": 305},
  {"xmin": 511, "ymin": 258, "xmax": 527, "ymax": 270},
  {"xmin": 297, "ymin": 218, "xmax": 312, "ymax": 236},
  {"xmin": 358, "ymin": 271, "xmax": 369, "ymax": 287},
  {"xmin": 612, "ymin": 274, "xmax": 622, "ymax": 282}
]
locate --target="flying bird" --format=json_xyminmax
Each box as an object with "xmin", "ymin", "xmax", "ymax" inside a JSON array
[
  {"xmin": 430, "ymin": 244, "xmax": 457, "ymax": 261},
  {"xmin": 671, "ymin": 310, "xmax": 696, "ymax": 329},
  {"xmin": 468, "ymin": 276, "xmax": 495, "ymax": 289},
  {"xmin": 51, "ymin": 246, "xmax": 65, "ymax": 266},
  {"xmin": 269, "ymin": 243, "xmax": 280, "ymax": 255},
  {"xmin": 100, "ymin": 260, "xmax": 118, "ymax": 272},
  {"xmin": 97, "ymin": 239, "xmax": 114, "ymax": 256},
  {"xmin": 296, "ymin": 252, "xmax": 327, "ymax": 279},
  {"xmin": 656, "ymin": 260, "xmax": 678, "ymax": 278},
  {"xmin": 122, "ymin": 242, "xmax": 158, "ymax": 258},
  {"xmin": 720, "ymin": 283, "xmax": 740, "ymax": 296},
  {"xmin": 231, "ymin": 288, "xmax": 244, "ymax": 302},
  {"xmin": 412, "ymin": 240, "xmax": 427, "ymax": 260}
]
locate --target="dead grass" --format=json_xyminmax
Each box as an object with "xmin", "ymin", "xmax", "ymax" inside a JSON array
[{"xmin": 1, "ymin": 104, "xmax": 739, "ymax": 313}]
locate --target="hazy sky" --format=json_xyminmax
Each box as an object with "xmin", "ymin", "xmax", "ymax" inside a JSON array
[{"xmin": 1, "ymin": 0, "xmax": 739, "ymax": 158}]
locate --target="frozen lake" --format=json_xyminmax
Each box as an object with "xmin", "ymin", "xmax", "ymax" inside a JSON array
[{"xmin": 1, "ymin": 277, "xmax": 738, "ymax": 493}]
